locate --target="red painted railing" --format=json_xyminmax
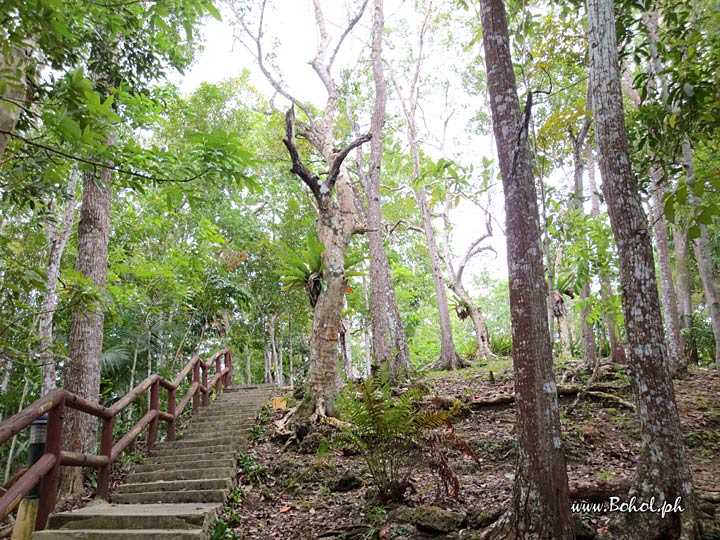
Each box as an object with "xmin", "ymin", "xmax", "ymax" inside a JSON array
[{"xmin": 0, "ymin": 348, "xmax": 233, "ymax": 530}]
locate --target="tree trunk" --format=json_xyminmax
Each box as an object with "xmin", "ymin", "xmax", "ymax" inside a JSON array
[
  {"xmin": 288, "ymin": 319, "xmax": 294, "ymax": 388},
  {"xmin": 39, "ymin": 168, "xmax": 79, "ymax": 394},
  {"xmin": 571, "ymin": 111, "xmax": 597, "ymax": 370},
  {"xmin": 620, "ymin": 32, "xmax": 686, "ymax": 377},
  {"xmin": 440, "ymin": 180, "xmax": 493, "ymax": 362},
  {"xmin": 61, "ymin": 165, "xmax": 112, "ymax": 497},
  {"xmin": 651, "ymin": 175, "xmax": 686, "ymax": 376},
  {"xmin": 362, "ymin": 274, "xmax": 372, "ymax": 377},
  {"xmin": 554, "ymin": 290, "xmax": 572, "ymax": 358},
  {"xmin": 587, "ymin": 0, "xmax": 698, "ymax": 536},
  {"xmin": 246, "ymin": 343, "xmax": 252, "ymax": 385},
  {"xmin": 269, "ymin": 311, "xmax": 284, "ymax": 387},
  {"xmin": 683, "ymin": 141, "xmax": 720, "ymax": 374},
  {"xmin": 449, "ymin": 282, "xmax": 492, "ymax": 360},
  {"xmin": 579, "ymin": 282, "xmax": 597, "ymax": 370},
  {"xmin": 283, "ymin": 105, "xmax": 369, "ymax": 417},
  {"xmin": 308, "ymin": 183, "xmax": 352, "ymax": 415},
  {"xmin": 674, "ymin": 228, "xmax": 698, "ymax": 364},
  {"xmin": 278, "ymin": 328, "xmax": 285, "ymax": 387},
  {"xmin": 587, "ymin": 145, "xmax": 626, "ymax": 364},
  {"xmin": 415, "ymin": 186, "xmax": 461, "ymax": 370},
  {"xmin": 387, "ymin": 4, "xmax": 459, "ymax": 371},
  {"xmin": 365, "ymin": 0, "xmax": 391, "ymax": 368},
  {"xmin": 263, "ymin": 342, "xmax": 271, "ymax": 384},
  {"xmin": 287, "ymin": 316, "xmax": 293, "ymax": 388},
  {"xmin": 340, "ymin": 319, "xmax": 355, "ymax": 380},
  {"xmin": 479, "ymin": 1, "xmax": 574, "ymax": 537},
  {"xmin": 367, "ymin": 0, "xmax": 411, "ymax": 375}
]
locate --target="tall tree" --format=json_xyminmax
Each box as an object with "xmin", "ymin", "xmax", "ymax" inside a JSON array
[
  {"xmin": 683, "ymin": 141, "xmax": 720, "ymax": 374},
  {"xmin": 390, "ymin": 5, "xmax": 462, "ymax": 371},
  {"xmin": 438, "ymin": 183, "xmax": 494, "ymax": 361},
  {"xmin": 39, "ymin": 168, "xmax": 79, "ymax": 394},
  {"xmin": 569, "ymin": 101, "xmax": 596, "ymax": 370},
  {"xmin": 363, "ymin": 0, "xmax": 411, "ymax": 375},
  {"xmin": 62, "ymin": 162, "xmax": 113, "ymax": 495},
  {"xmin": 586, "ymin": 0, "xmax": 699, "ymax": 537},
  {"xmin": 235, "ymin": 0, "xmax": 371, "ymax": 416},
  {"xmin": 477, "ymin": 0, "xmax": 574, "ymax": 537},
  {"xmin": 586, "ymin": 145, "xmax": 626, "ymax": 364}
]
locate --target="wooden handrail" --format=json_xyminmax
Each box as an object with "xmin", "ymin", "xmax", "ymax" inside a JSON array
[{"xmin": 0, "ymin": 348, "xmax": 233, "ymax": 531}]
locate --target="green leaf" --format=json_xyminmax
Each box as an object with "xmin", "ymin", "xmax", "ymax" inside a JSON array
[
  {"xmin": 663, "ymin": 195, "xmax": 675, "ymax": 224},
  {"xmin": 204, "ymin": 1, "xmax": 222, "ymax": 21},
  {"xmin": 59, "ymin": 116, "xmax": 82, "ymax": 140},
  {"xmin": 688, "ymin": 225, "xmax": 701, "ymax": 240}
]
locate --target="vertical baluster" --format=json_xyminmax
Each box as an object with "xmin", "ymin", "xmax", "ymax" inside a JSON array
[
  {"xmin": 192, "ymin": 360, "xmax": 200, "ymax": 415},
  {"xmin": 35, "ymin": 398, "xmax": 64, "ymax": 531},
  {"xmin": 97, "ymin": 416, "xmax": 114, "ymax": 500},
  {"xmin": 147, "ymin": 380, "xmax": 159, "ymax": 449},
  {"xmin": 167, "ymin": 387, "xmax": 176, "ymax": 442},
  {"xmin": 215, "ymin": 354, "xmax": 222, "ymax": 395},
  {"xmin": 201, "ymin": 361, "xmax": 209, "ymax": 407},
  {"xmin": 225, "ymin": 350, "xmax": 234, "ymax": 388}
]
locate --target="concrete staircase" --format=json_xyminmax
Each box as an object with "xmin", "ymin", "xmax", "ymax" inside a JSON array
[{"xmin": 33, "ymin": 384, "xmax": 275, "ymax": 539}]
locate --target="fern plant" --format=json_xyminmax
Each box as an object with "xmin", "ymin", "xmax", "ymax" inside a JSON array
[{"xmin": 337, "ymin": 366, "xmax": 473, "ymax": 503}]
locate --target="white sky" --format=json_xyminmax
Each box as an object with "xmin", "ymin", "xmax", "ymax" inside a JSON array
[{"xmin": 172, "ymin": 1, "xmax": 509, "ymax": 286}]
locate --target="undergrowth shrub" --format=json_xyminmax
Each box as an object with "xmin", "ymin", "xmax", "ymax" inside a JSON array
[
  {"xmin": 337, "ymin": 366, "xmax": 478, "ymax": 504},
  {"xmin": 489, "ymin": 332, "xmax": 512, "ymax": 355}
]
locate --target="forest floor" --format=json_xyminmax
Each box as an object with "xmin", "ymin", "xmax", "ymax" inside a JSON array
[{"xmin": 216, "ymin": 361, "xmax": 720, "ymax": 540}]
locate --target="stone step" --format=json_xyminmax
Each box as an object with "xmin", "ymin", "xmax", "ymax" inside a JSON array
[
  {"xmin": 181, "ymin": 429, "xmax": 250, "ymax": 441},
  {"xmin": 133, "ymin": 457, "xmax": 235, "ymax": 473},
  {"xmin": 112, "ymin": 488, "xmax": 227, "ymax": 505},
  {"xmin": 117, "ymin": 477, "xmax": 231, "ymax": 495},
  {"xmin": 149, "ymin": 443, "xmax": 239, "ymax": 458},
  {"xmin": 126, "ymin": 466, "xmax": 234, "ymax": 484},
  {"xmin": 224, "ymin": 384, "xmax": 275, "ymax": 392},
  {"xmin": 160, "ymin": 436, "xmax": 243, "ymax": 449},
  {"xmin": 45, "ymin": 503, "xmax": 219, "ymax": 531},
  {"xmin": 186, "ymin": 418, "xmax": 256, "ymax": 430},
  {"xmin": 34, "ymin": 529, "xmax": 204, "ymax": 539},
  {"xmin": 144, "ymin": 448, "xmax": 236, "ymax": 464},
  {"xmin": 192, "ymin": 411, "xmax": 259, "ymax": 420},
  {"xmin": 192, "ymin": 407, "xmax": 262, "ymax": 418}
]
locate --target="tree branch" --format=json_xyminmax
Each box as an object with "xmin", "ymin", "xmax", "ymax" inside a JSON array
[
  {"xmin": 457, "ymin": 233, "xmax": 492, "ymax": 275},
  {"xmin": 234, "ymin": 0, "xmax": 314, "ymax": 122},
  {"xmin": 282, "ymin": 107, "xmax": 322, "ymax": 202},
  {"xmin": 329, "ymin": 0, "xmax": 370, "ymax": 70},
  {"xmin": 327, "ymin": 133, "xmax": 372, "ymax": 191},
  {"xmin": 0, "ymin": 129, "xmax": 210, "ymax": 184}
]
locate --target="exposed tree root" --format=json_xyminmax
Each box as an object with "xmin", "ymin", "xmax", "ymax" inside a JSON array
[
  {"xmin": 466, "ymin": 382, "xmax": 632, "ymax": 410},
  {"xmin": 475, "ymin": 510, "xmax": 512, "ymax": 540},
  {"xmin": 570, "ymin": 479, "xmax": 630, "ymax": 501},
  {"xmin": 425, "ymin": 354, "xmax": 472, "ymax": 371}
]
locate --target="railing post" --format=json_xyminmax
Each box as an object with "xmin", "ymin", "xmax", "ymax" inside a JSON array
[
  {"xmin": 97, "ymin": 417, "xmax": 113, "ymax": 500},
  {"xmin": 225, "ymin": 350, "xmax": 234, "ymax": 388},
  {"xmin": 167, "ymin": 387, "xmax": 176, "ymax": 442},
  {"xmin": 215, "ymin": 354, "xmax": 222, "ymax": 394},
  {"xmin": 35, "ymin": 398, "xmax": 64, "ymax": 531},
  {"xmin": 201, "ymin": 363, "xmax": 209, "ymax": 407},
  {"xmin": 192, "ymin": 360, "xmax": 200, "ymax": 415},
  {"xmin": 147, "ymin": 380, "xmax": 159, "ymax": 449}
]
